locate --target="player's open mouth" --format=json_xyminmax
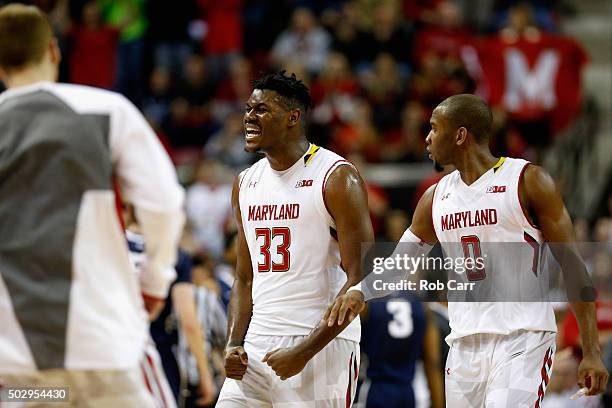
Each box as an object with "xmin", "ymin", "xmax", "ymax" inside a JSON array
[{"xmin": 245, "ymin": 126, "xmax": 261, "ymax": 140}]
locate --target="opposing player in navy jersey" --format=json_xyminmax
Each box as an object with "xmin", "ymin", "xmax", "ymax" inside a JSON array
[
  {"xmin": 359, "ymin": 293, "xmax": 444, "ymax": 408},
  {"xmin": 217, "ymin": 71, "xmax": 374, "ymax": 407},
  {"xmin": 326, "ymin": 94, "xmax": 608, "ymax": 406}
]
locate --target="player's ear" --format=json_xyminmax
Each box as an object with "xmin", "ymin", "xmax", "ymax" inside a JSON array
[
  {"xmin": 288, "ymin": 108, "xmax": 301, "ymax": 127},
  {"xmin": 456, "ymin": 127, "xmax": 468, "ymax": 146},
  {"xmin": 47, "ymin": 37, "xmax": 61, "ymax": 67}
]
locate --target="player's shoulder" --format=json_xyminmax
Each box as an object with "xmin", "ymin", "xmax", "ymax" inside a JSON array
[
  {"xmin": 48, "ymin": 83, "xmax": 134, "ymax": 114},
  {"xmin": 519, "ymin": 161, "xmax": 557, "ymax": 194},
  {"xmin": 313, "ymin": 146, "xmax": 348, "ymax": 165},
  {"xmin": 503, "ymin": 156, "xmax": 530, "ymax": 169},
  {"xmin": 307, "ymin": 146, "xmax": 357, "ymax": 181}
]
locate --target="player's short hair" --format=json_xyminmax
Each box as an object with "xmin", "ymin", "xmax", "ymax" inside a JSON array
[
  {"xmin": 253, "ymin": 71, "xmax": 312, "ymax": 112},
  {"xmin": 438, "ymin": 94, "xmax": 493, "ymax": 143},
  {"xmin": 0, "ymin": 4, "xmax": 53, "ymax": 72}
]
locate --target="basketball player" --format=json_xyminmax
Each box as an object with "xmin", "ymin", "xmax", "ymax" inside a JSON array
[
  {"xmin": 0, "ymin": 4, "xmax": 184, "ymax": 406},
  {"xmin": 326, "ymin": 94, "xmax": 609, "ymax": 406},
  {"xmin": 216, "ymin": 71, "xmax": 374, "ymax": 407},
  {"xmin": 358, "ymin": 292, "xmax": 444, "ymax": 408}
]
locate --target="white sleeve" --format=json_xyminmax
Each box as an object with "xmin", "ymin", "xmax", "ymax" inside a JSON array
[
  {"xmin": 112, "ymin": 96, "xmax": 185, "ymax": 298},
  {"xmin": 360, "ymin": 228, "xmax": 434, "ymax": 301}
]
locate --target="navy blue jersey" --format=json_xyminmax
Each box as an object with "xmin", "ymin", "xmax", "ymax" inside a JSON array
[{"xmin": 361, "ymin": 293, "xmax": 426, "ymax": 384}]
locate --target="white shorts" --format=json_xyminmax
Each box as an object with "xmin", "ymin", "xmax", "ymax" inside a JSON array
[
  {"xmin": 141, "ymin": 337, "xmax": 176, "ymax": 408},
  {"xmin": 217, "ymin": 333, "xmax": 360, "ymax": 408},
  {"xmin": 445, "ymin": 330, "xmax": 556, "ymax": 408}
]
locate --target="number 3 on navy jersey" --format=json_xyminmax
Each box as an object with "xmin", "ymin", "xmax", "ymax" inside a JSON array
[
  {"xmin": 255, "ymin": 227, "xmax": 291, "ymax": 272},
  {"xmin": 386, "ymin": 301, "xmax": 414, "ymax": 338}
]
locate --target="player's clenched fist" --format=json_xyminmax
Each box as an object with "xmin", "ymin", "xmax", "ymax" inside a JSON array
[
  {"xmin": 577, "ymin": 354, "xmax": 609, "ymax": 396},
  {"xmin": 263, "ymin": 347, "xmax": 308, "ymax": 380},
  {"xmin": 224, "ymin": 346, "xmax": 249, "ymax": 380},
  {"xmin": 323, "ymin": 289, "xmax": 365, "ymax": 327}
]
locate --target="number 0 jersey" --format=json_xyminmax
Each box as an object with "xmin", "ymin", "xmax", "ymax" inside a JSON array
[
  {"xmin": 239, "ymin": 145, "xmax": 360, "ymax": 342},
  {"xmin": 431, "ymin": 158, "xmax": 557, "ymax": 343}
]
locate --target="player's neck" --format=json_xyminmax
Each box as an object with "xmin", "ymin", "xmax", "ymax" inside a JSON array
[
  {"xmin": 2, "ymin": 64, "xmax": 56, "ymax": 89},
  {"xmin": 454, "ymin": 147, "xmax": 498, "ymax": 186},
  {"xmin": 265, "ymin": 139, "xmax": 310, "ymax": 171}
]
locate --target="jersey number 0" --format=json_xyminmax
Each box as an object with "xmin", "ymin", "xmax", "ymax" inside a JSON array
[{"xmin": 255, "ymin": 227, "xmax": 291, "ymax": 272}]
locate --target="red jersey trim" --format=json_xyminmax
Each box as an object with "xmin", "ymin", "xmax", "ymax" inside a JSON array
[{"xmin": 518, "ymin": 163, "xmax": 540, "ymax": 230}]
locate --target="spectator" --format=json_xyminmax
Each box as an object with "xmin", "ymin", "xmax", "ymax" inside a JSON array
[
  {"xmin": 67, "ymin": 0, "xmax": 119, "ymax": 89},
  {"xmin": 310, "ymin": 51, "xmax": 360, "ymax": 139},
  {"xmin": 0, "ymin": 4, "xmax": 184, "ymax": 405},
  {"xmin": 356, "ymin": 2, "xmax": 413, "ymax": 66},
  {"xmin": 185, "ymin": 159, "xmax": 233, "ymax": 259},
  {"xmin": 271, "ymin": 7, "xmax": 331, "ymax": 74},
  {"xmin": 329, "ymin": 2, "xmax": 363, "ymax": 65},
  {"xmin": 164, "ymin": 54, "xmax": 218, "ymax": 148},
  {"xmin": 360, "ymin": 53, "xmax": 407, "ymax": 132},
  {"xmin": 142, "ymin": 66, "xmax": 174, "ymax": 128},
  {"xmin": 146, "ymin": 0, "xmax": 198, "ymax": 80},
  {"xmin": 99, "ymin": 0, "xmax": 148, "ymax": 104},
  {"xmin": 380, "ymin": 100, "xmax": 428, "ymax": 163},
  {"xmin": 213, "ymin": 55, "xmax": 254, "ymax": 121},
  {"xmin": 347, "ymin": 153, "xmax": 389, "ymax": 235},
  {"xmin": 412, "ymin": 0, "xmax": 472, "ymax": 68},
  {"xmin": 331, "ymin": 99, "xmax": 381, "ymax": 161},
  {"xmin": 197, "ymin": 0, "xmax": 243, "ymax": 56},
  {"xmin": 465, "ymin": 2, "xmax": 588, "ymax": 152},
  {"xmin": 197, "ymin": 0, "xmax": 243, "ymax": 78},
  {"xmin": 204, "ymin": 112, "xmax": 254, "ymax": 169}
]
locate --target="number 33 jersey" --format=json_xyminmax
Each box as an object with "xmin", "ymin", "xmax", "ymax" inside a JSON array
[
  {"xmin": 431, "ymin": 158, "xmax": 557, "ymax": 342},
  {"xmin": 238, "ymin": 145, "xmax": 360, "ymax": 342}
]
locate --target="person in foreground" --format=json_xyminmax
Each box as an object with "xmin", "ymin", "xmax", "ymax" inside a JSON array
[
  {"xmin": 326, "ymin": 94, "xmax": 609, "ymax": 407},
  {"xmin": 216, "ymin": 71, "xmax": 374, "ymax": 407},
  {"xmin": 0, "ymin": 4, "xmax": 184, "ymax": 406}
]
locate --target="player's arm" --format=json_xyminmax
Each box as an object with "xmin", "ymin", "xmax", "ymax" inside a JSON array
[
  {"xmin": 408, "ymin": 183, "xmax": 439, "ymax": 245},
  {"xmin": 172, "ymin": 283, "xmax": 216, "ymax": 404},
  {"xmin": 142, "ymin": 294, "xmax": 165, "ymax": 321},
  {"xmin": 224, "ymin": 174, "xmax": 253, "ymax": 380},
  {"xmin": 263, "ymin": 165, "xmax": 373, "ymax": 379},
  {"xmin": 522, "ymin": 164, "xmax": 609, "ymax": 395},
  {"xmin": 113, "ymin": 96, "xmax": 185, "ymax": 301},
  {"xmin": 422, "ymin": 306, "xmax": 444, "ymax": 408},
  {"xmin": 325, "ymin": 183, "xmax": 439, "ymax": 325}
]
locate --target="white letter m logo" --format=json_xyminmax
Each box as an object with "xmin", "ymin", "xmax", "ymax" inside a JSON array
[{"xmin": 503, "ymin": 48, "xmax": 560, "ymax": 113}]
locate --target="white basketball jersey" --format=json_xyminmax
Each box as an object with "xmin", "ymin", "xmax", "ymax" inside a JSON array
[
  {"xmin": 431, "ymin": 158, "xmax": 556, "ymax": 343},
  {"xmin": 239, "ymin": 145, "xmax": 360, "ymax": 342}
]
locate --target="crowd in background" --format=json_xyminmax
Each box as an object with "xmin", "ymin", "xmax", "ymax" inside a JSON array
[{"xmin": 4, "ymin": 0, "xmax": 610, "ymax": 406}]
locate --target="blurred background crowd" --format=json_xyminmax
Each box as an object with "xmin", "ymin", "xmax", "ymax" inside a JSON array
[{"xmin": 2, "ymin": 0, "xmax": 610, "ymax": 406}]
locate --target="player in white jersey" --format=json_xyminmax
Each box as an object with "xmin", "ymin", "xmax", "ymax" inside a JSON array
[
  {"xmin": 326, "ymin": 94, "xmax": 609, "ymax": 407},
  {"xmin": 0, "ymin": 4, "xmax": 184, "ymax": 407},
  {"xmin": 217, "ymin": 71, "xmax": 374, "ymax": 407}
]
